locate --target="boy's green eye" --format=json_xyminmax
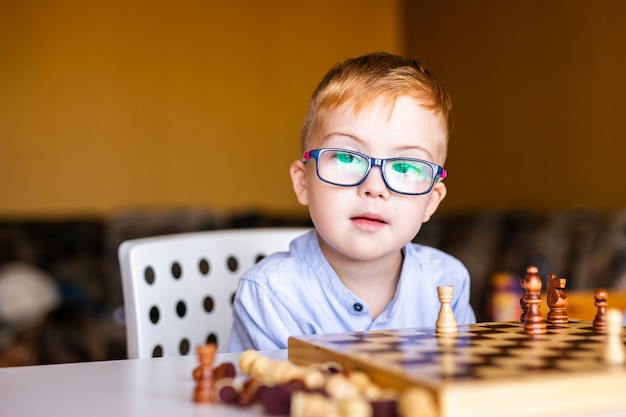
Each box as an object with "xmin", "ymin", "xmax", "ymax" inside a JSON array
[
  {"xmin": 392, "ymin": 162, "xmax": 415, "ymax": 174},
  {"xmin": 336, "ymin": 152, "xmax": 355, "ymax": 164},
  {"xmin": 391, "ymin": 161, "xmax": 424, "ymax": 178}
]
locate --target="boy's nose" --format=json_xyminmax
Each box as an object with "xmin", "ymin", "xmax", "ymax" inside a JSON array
[{"xmin": 358, "ymin": 166, "xmax": 390, "ymax": 199}]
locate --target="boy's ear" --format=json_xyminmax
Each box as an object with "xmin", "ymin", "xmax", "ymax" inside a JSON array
[
  {"xmin": 422, "ymin": 182, "xmax": 447, "ymax": 223},
  {"xmin": 290, "ymin": 160, "xmax": 309, "ymax": 205}
]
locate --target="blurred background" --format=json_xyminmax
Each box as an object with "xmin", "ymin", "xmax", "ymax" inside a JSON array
[
  {"xmin": 1, "ymin": 1, "xmax": 626, "ymax": 365},
  {"xmin": 2, "ymin": 0, "xmax": 625, "ymax": 217}
]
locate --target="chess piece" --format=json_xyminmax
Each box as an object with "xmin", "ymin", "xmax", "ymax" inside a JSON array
[
  {"xmin": 603, "ymin": 308, "xmax": 625, "ymax": 365},
  {"xmin": 593, "ymin": 288, "xmax": 608, "ymax": 333},
  {"xmin": 238, "ymin": 349, "xmax": 261, "ymax": 375},
  {"xmin": 519, "ymin": 269, "xmax": 530, "ymax": 323},
  {"xmin": 436, "ymin": 285, "xmax": 458, "ymax": 333},
  {"xmin": 213, "ymin": 362, "xmax": 237, "ymax": 380},
  {"xmin": 522, "ymin": 266, "xmax": 546, "ymax": 335},
  {"xmin": 291, "ymin": 392, "xmax": 336, "ymax": 417},
  {"xmin": 212, "ymin": 378, "xmax": 241, "ymax": 404},
  {"xmin": 371, "ymin": 399, "xmax": 400, "ymax": 417},
  {"xmin": 238, "ymin": 378, "xmax": 265, "ymax": 407},
  {"xmin": 546, "ymin": 273, "xmax": 568, "ymax": 324},
  {"xmin": 256, "ymin": 383, "xmax": 296, "ymax": 415},
  {"xmin": 193, "ymin": 343, "xmax": 217, "ymax": 403},
  {"xmin": 399, "ymin": 386, "xmax": 438, "ymax": 417}
]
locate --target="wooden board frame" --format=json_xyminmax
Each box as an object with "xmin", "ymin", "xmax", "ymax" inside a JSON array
[{"xmin": 288, "ymin": 320, "xmax": 626, "ymax": 417}]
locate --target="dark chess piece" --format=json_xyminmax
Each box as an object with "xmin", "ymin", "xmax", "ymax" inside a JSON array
[
  {"xmin": 193, "ymin": 343, "xmax": 218, "ymax": 403},
  {"xmin": 593, "ymin": 288, "xmax": 608, "ymax": 333},
  {"xmin": 546, "ymin": 273, "xmax": 568, "ymax": 325},
  {"xmin": 519, "ymin": 271, "xmax": 529, "ymax": 323},
  {"xmin": 523, "ymin": 266, "xmax": 546, "ymax": 335}
]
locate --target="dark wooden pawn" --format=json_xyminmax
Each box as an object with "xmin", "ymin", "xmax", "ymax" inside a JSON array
[
  {"xmin": 523, "ymin": 266, "xmax": 546, "ymax": 335},
  {"xmin": 593, "ymin": 288, "xmax": 608, "ymax": 333}
]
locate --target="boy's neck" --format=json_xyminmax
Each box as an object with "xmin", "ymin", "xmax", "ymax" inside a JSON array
[{"xmin": 321, "ymin": 244, "xmax": 404, "ymax": 319}]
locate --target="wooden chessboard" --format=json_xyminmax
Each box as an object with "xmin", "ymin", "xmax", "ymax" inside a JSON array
[{"xmin": 288, "ymin": 319, "xmax": 626, "ymax": 417}]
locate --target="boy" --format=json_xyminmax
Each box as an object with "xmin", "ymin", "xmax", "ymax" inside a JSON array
[{"xmin": 229, "ymin": 52, "xmax": 476, "ymax": 352}]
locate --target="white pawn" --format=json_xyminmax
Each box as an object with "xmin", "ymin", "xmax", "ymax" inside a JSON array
[
  {"xmin": 604, "ymin": 308, "xmax": 626, "ymax": 366},
  {"xmin": 436, "ymin": 285, "xmax": 458, "ymax": 333}
]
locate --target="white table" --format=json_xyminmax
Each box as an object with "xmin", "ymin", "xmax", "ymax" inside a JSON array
[
  {"xmin": 0, "ymin": 350, "xmax": 286, "ymax": 417},
  {"xmin": 1, "ymin": 349, "xmax": 625, "ymax": 417}
]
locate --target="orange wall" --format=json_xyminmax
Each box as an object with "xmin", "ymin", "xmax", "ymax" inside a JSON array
[
  {"xmin": 3, "ymin": 1, "xmax": 625, "ymax": 218},
  {"xmin": 405, "ymin": 1, "xmax": 626, "ymax": 213},
  {"xmin": 0, "ymin": 0, "xmax": 402, "ymax": 217}
]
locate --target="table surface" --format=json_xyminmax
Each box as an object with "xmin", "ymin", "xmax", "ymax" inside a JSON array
[
  {"xmin": 0, "ymin": 350, "xmax": 286, "ymax": 417},
  {"xmin": 1, "ymin": 349, "xmax": 625, "ymax": 417}
]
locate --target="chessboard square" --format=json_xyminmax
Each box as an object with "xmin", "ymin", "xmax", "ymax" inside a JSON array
[
  {"xmin": 326, "ymin": 341, "xmax": 391, "ymax": 353},
  {"xmin": 538, "ymin": 340, "xmax": 577, "ymax": 350},
  {"xmin": 394, "ymin": 328, "xmax": 437, "ymax": 337},
  {"xmin": 307, "ymin": 332, "xmax": 376, "ymax": 343},
  {"xmin": 508, "ymin": 347, "xmax": 558, "ymax": 359},
  {"xmin": 545, "ymin": 333, "xmax": 588, "ymax": 343},
  {"xmin": 474, "ymin": 323, "xmax": 524, "ymax": 335},
  {"xmin": 467, "ymin": 329, "xmax": 512, "ymax": 338},
  {"xmin": 491, "ymin": 355, "xmax": 547, "ymax": 368},
  {"xmin": 471, "ymin": 338, "xmax": 522, "ymax": 348},
  {"xmin": 467, "ymin": 345, "xmax": 510, "ymax": 356},
  {"xmin": 353, "ymin": 331, "xmax": 397, "ymax": 340},
  {"xmin": 455, "ymin": 330, "xmax": 477, "ymax": 338},
  {"xmin": 361, "ymin": 338, "xmax": 424, "ymax": 351},
  {"xmin": 481, "ymin": 331, "xmax": 527, "ymax": 340},
  {"xmin": 586, "ymin": 334, "xmax": 610, "ymax": 342},
  {"xmin": 576, "ymin": 339, "xmax": 604, "ymax": 350},
  {"xmin": 567, "ymin": 349, "xmax": 603, "ymax": 359},
  {"xmin": 485, "ymin": 322, "xmax": 522, "ymax": 330},
  {"xmin": 555, "ymin": 358, "xmax": 605, "ymax": 371},
  {"xmin": 438, "ymin": 362, "xmax": 473, "ymax": 379},
  {"xmin": 472, "ymin": 365, "xmax": 528, "ymax": 379},
  {"xmin": 405, "ymin": 363, "xmax": 444, "ymax": 379},
  {"xmin": 548, "ymin": 327, "xmax": 591, "ymax": 335},
  {"xmin": 436, "ymin": 336, "xmax": 462, "ymax": 350},
  {"xmin": 396, "ymin": 336, "xmax": 441, "ymax": 347},
  {"xmin": 519, "ymin": 340, "xmax": 573, "ymax": 353},
  {"xmin": 368, "ymin": 350, "xmax": 430, "ymax": 365},
  {"xmin": 468, "ymin": 323, "xmax": 496, "ymax": 330},
  {"xmin": 398, "ymin": 344, "xmax": 446, "ymax": 356},
  {"xmin": 459, "ymin": 353, "xmax": 491, "ymax": 365}
]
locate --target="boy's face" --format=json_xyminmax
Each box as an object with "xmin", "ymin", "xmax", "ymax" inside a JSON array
[{"xmin": 290, "ymin": 96, "xmax": 448, "ymax": 263}]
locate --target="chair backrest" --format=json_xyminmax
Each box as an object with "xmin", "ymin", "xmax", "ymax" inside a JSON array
[{"xmin": 118, "ymin": 227, "xmax": 310, "ymax": 359}]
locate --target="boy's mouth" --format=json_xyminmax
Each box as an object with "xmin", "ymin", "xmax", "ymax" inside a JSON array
[{"xmin": 351, "ymin": 213, "xmax": 388, "ymax": 225}]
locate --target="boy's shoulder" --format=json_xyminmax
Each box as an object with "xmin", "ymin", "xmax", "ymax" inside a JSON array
[
  {"xmin": 404, "ymin": 242, "xmax": 468, "ymax": 273},
  {"xmin": 240, "ymin": 230, "xmax": 320, "ymax": 280}
]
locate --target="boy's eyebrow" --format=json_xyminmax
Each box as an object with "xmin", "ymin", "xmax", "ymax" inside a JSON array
[
  {"xmin": 320, "ymin": 132, "xmax": 436, "ymax": 160},
  {"xmin": 320, "ymin": 132, "xmax": 360, "ymax": 142}
]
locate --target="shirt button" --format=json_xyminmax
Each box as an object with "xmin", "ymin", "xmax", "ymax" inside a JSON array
[{"xmin": 353, "ymin": 303, "xmax": 364, "ymax": 312}]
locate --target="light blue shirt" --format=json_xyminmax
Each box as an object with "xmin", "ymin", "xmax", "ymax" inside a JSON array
[{"xmin": 228, "ymin": 230, "xmax": 476, "ymax": 352}]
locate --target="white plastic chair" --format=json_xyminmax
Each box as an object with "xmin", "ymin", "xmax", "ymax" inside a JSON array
[{"xmin": 118, "ymin": 227, "xmax": 310, "ymax": 359}]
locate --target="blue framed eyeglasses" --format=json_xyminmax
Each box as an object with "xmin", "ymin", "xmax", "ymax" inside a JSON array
[{"xmin": 303, "ymin": 148, "xmax": 447, "ymax": 196}]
